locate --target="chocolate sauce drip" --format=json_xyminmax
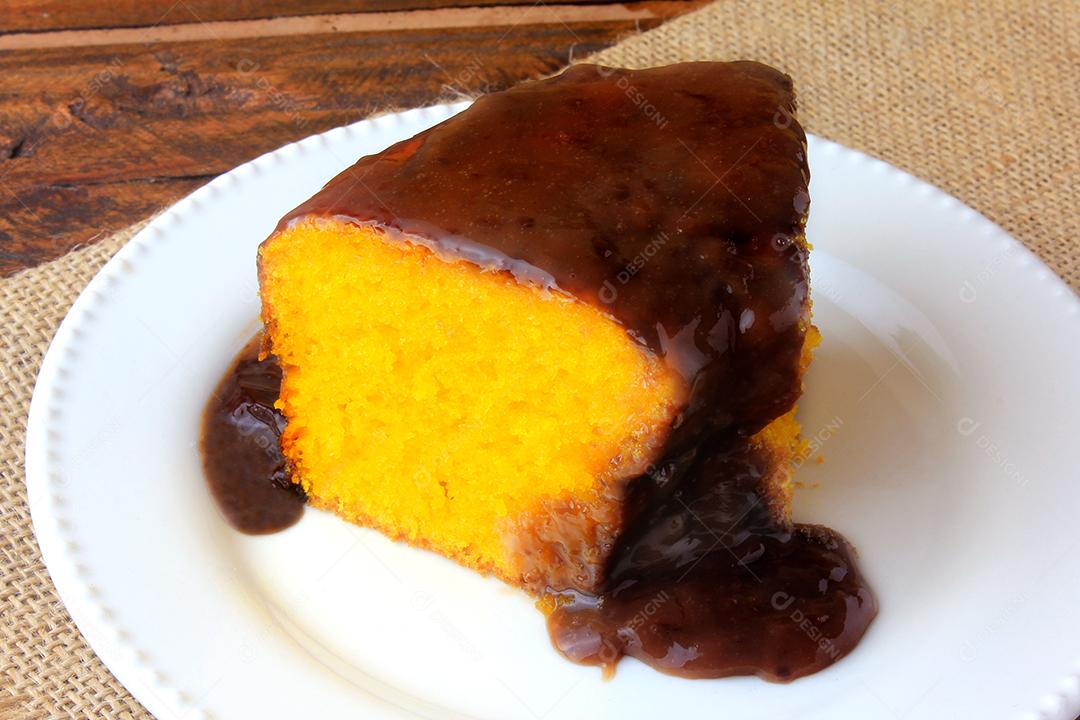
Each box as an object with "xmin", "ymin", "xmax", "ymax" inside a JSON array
[
  {"xmin": 201, "ymin": 62, "xmax": 876, "ymax": 680},
  {"xmin": 546, "ymin": 438, "xmax": 876, "ymax": 681},
  {"xmin": 200, "ymin": 336, "xmax": 304, "ymax": 534}
]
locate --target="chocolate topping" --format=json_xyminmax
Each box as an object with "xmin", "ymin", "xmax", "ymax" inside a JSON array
[{"xmin": 280, "ymin": 62, "xmax": 810, "ymax": 445}]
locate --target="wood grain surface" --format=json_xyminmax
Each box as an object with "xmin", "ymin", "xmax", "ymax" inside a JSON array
[{"xmin": 0, "ymin": 0, "xmax": 703, "ymax": 275}]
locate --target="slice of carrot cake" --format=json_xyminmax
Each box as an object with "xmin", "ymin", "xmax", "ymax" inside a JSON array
[{"xmin": 257, "ymin": 61, "xmax": 813, "ymax": 595}]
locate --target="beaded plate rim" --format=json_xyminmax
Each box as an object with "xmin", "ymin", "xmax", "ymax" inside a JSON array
[{"xmin": 24, "ymin": 102, "xmax": 1080, "ymax": 720}]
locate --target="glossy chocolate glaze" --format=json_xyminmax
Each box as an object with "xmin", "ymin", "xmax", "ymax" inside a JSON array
[
  {"xmin": 203, "ymin": 62, "xmax": 876, "ymax": 680},
  {"xmin": 279, "ymin": 62, "xmax": 810, "ymax": 450},
  {"xmin": 546, "ymin": 437, "xmax": 876, "ymax": 681},
  {"xmin": 201, "ymin": 335, "xmax": 304, "ymax": 534}
]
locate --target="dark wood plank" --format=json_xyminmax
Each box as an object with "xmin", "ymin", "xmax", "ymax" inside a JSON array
[
  {"xmin": 0, "ymin": 8, "xmax": 695, "ymax": 274},
  {"xmin": 0, "ymin": 4, "xmax": 689, "ymax": 180},
  {"xmin": 0, "ymin": 3, "xmax": 681, "ymax": 51},
  {"xmin": 0, "ymin": 176, "xmax": 209, "ymax": 271},
  {"xmin": 0, "ymin": 0, "xmax": 639, "ymax": 33}
]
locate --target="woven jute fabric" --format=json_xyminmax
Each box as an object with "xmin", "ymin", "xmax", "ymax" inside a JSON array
[
  {"xmin": 1, "ymin": 228, "xmax": 146, "ymax": 720},
  {"xmin": 2, "ymin": 2, "xmax": 1077, "ymax": 717}
]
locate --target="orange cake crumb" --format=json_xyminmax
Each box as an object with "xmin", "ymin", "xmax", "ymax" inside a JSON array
[{"xmin": 259, "ymin": 219, "xmax": 687, "ymax": 586}]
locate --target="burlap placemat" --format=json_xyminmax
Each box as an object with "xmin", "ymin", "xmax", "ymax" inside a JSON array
[{"xmin": 2, "ymin": 1, "xmax": 1077, "ymax": 717}]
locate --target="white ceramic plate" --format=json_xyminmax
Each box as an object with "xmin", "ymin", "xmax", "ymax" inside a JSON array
[{"xmin": 26, "ymin": 102, "xmax": 1080, "ymax": 720}]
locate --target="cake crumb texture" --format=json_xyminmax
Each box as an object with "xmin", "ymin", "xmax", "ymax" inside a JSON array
[{"xmin": 259, "ymin": 219, "xmax": 685, "ymax": 583}]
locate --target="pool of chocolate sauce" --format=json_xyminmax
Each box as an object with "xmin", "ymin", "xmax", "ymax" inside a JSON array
[
  {"xmin": 200, "ymin": 336, "xmax": 304, "ymax": 534},
  {"xmin": 200, "ymin": 62, "xmax": 876, "ymax": 681},
  {"xmin": 545, "ymin": 438, "xmax": 876, "ymax": 681}
]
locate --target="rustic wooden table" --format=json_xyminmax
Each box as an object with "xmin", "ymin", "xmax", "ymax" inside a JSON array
[{"xmin": 0, "ymin": 0, "xmax": 702, "ymax": 276}]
